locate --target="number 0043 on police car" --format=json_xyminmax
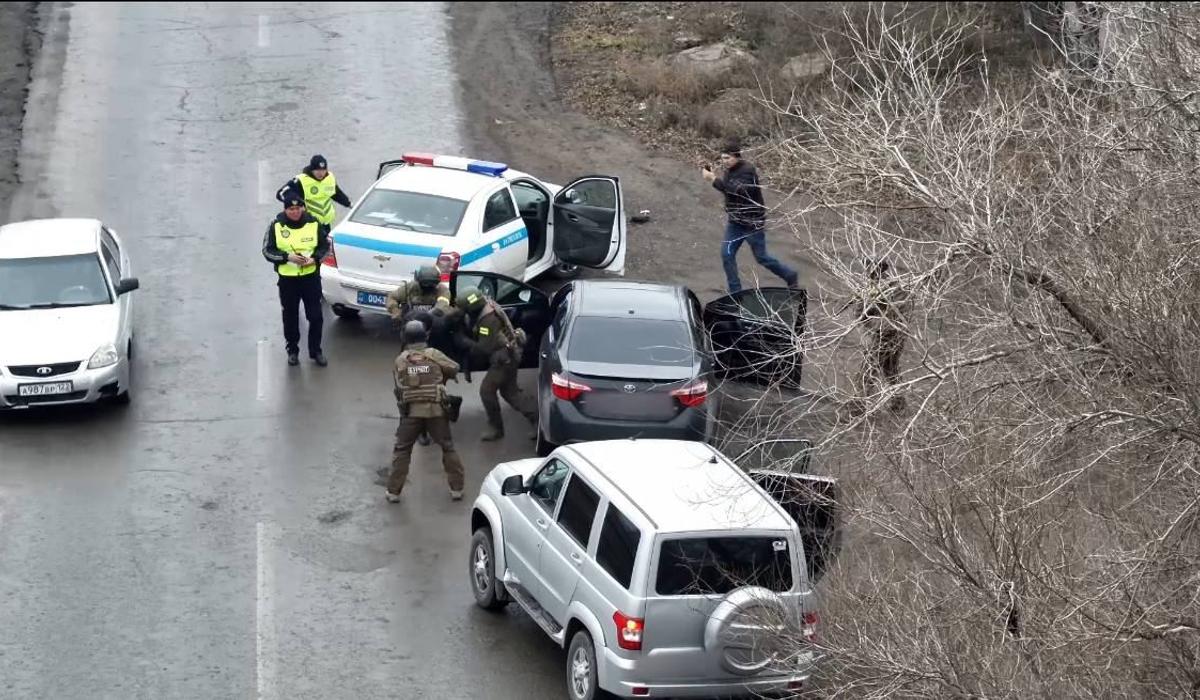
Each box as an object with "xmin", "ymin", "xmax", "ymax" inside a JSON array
[
  {"xmin": 18, "ymin": 381, "xmax": 73, "ymax": 397},
  {"xmin": 356, "ymin": 291, "xmax": 388, "ymax": 308}
]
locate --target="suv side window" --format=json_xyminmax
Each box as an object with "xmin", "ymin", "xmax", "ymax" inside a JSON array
[
  {"xmin": 595, "ymin": 504, "xmax": 641, "ymax": 589},
  {"xmin": 529, "ymin": 459, "xmax": 570, "ymax": 512},
  {"xmin": 556, "ymin": 474, "xmax": 600, "ymax": 547},
  {"xmin": 483, "ymin": 189, "xmax": 519, "ymax": 232}
]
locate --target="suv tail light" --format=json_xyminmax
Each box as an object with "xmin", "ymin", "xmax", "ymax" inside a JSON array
[
  {"xmin": 322, "ymin": 239, "xmax": 338, "ymax": 268},
  {"xmin": 551, "ymin": 372, "xmax": 591, "ymax": 401},
  {"xmin": 437, "ymin": 251, "xmax": 461, "ymax": 279},
  {"xmin": 670, "ymin": 379, "xmax": 707, "ymax": 408},
  {"xmin": 803, "ymin": 611, "xmax": 819, "ymax": 642},
  {"xmin": 613, "ymin": 611, "xmax": 644, "ymax": 651}
]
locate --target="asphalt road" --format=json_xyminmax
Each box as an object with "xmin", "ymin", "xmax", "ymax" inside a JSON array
[{"xmin": 0, "ymin": 3, "xmax": 564, "ymax": 698}]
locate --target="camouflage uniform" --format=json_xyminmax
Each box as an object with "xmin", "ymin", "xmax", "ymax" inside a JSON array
[
  {"xmin": 857, "ymin": 261, "xmax": 907, "ymax": 412},
  {"xmin": 456, "ymin": 294, "xmax": 537, "ymax": 440},
  {"xmin": 387, "ymin": 342, "xmax": 465, "ymax": 497},
  {"xmin": 386, "ymin": 280, "xmax": 451, "ymax": 322}
]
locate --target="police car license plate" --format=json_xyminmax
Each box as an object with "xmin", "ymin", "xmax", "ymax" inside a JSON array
[
  {"xmin": 357, "ymin": 291, "xmax": 387, "ymax": 308},
  {"xmin": 18, "ymin": 381, "xmax": 73, "ymax": 397}
]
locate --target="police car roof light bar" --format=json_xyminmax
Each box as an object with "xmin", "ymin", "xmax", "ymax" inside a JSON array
[{"xmin": 401, "ymin": 153, "xmax": 508, "ymax": 177}]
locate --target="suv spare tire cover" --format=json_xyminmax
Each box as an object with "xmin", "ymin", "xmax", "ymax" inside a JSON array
[{"xmin": 703, "ymin": 586, "xmax": 789, "ymax": 676}]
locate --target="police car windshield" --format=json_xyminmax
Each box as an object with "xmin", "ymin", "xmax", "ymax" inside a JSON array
[
  {"xmin": 0, "ymin": 254, "xmax": 113, "ymax": 309},
  {"xmin": 350, "ymin": 189, "xmax": 469, "ymax": 237}
]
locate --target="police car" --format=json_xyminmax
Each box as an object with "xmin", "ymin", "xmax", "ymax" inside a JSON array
[{"xmin": 320, "ymin": 153, "xmax": 628, "ymax": 318}]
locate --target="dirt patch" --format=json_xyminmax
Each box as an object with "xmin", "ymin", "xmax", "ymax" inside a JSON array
[
  {"xmin": 0, "ymin": 2, "xmax": 38, "ymax": 220},
  {"xmin": 447, "ymin": 2, "xmax": 814, "ymax": 299}
]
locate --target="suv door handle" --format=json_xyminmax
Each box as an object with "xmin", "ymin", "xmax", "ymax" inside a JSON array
[
  {"xmin": 535, "ymin": 518, "xmax": 549, "ymax": 530},
  {"xmin": 569, "ymin": 552, "xmax": 583, "ymax": 566}
]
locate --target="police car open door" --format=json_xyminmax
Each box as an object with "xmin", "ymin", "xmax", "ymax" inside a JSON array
[
  {"xmin": 549, "ymin": 176, "xmax": 627, "ymax": 275},
  {"xmin": 703, "ymin": 287, "xmax": 807, "ymax": 389},
  {"xmin": 446, "ymin": 271, "xmax": 551, "ymax": 371}
]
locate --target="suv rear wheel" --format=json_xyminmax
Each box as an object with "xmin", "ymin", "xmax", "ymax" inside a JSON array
[
  {"xmin": 566, "ymin": 630, "xmax": 609, "ymax": 700},
  {"xmin": 469, "ymin": 527, "xmax": 508, "ymax": 610}
]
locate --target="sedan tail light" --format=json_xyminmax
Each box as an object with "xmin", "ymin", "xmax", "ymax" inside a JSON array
[
  {"xmin": 322, "ymin": 239, "xmax": 338, "ymax": 268},
  {"xmin": 551, "ymin": 372, "xmax": 592, "ymax": 401},
  {"xmin": 613, "ymin": 611, "xmax": 644, "ymax": 651},
  {"xmin": 670, "ymin": 379, "xmax": 707, "ymax": 408}
]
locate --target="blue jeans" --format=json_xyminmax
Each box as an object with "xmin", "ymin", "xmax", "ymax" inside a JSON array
[{"xmin": 721, "ymin": 222, "xmax": 797, "ymax": 293}]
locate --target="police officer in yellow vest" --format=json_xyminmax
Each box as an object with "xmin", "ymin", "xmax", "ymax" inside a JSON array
[
  {"xmin": 262, "ymin": 192, "xmax": 332, "ymax": 366},
  {"xmin": 275, "ymin": 154, "xmax": 352, "ymax": 226}
]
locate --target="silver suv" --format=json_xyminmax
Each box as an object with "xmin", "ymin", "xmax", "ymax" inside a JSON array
[{"xmin": 467, "ymin": 439, "xmax": 837, "ymax": 699}]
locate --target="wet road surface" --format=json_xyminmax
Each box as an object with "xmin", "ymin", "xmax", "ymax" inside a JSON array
[{"xmin": 0, "ymin": 3, "xmax": 563, "ymax": 698}]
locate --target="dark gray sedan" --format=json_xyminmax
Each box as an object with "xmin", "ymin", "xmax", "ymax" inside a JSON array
[{"xmin": 439, "ymin": 273, "xmax": 808, "ymax": 456}]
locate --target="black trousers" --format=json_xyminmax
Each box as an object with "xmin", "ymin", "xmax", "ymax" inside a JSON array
[{"xmin": 277, "ymin": 273, "xmax": 323, "ymax": 356}]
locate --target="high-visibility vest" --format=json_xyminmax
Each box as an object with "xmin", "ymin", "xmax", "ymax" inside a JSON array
[
  {"xmin": 297, "ymin": 172, "xmax": 338, "ymax": 225},
  {"xmin": 274, "ymin": 219, "xmax": 319, "ymax": 276}
]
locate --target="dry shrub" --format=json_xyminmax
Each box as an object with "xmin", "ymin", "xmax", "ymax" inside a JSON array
[{"xmin": 716, "ymin": 2, "xmax": 1200, "ymax": 697}]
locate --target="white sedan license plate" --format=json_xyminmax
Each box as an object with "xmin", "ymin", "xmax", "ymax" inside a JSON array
[
  {"xmin": 357, "ymin": 291, "xmax": 388, "ymax": 308},
  {"xmin": 18, "ymin": 381, "xmax": 73, "ymax": 397}
]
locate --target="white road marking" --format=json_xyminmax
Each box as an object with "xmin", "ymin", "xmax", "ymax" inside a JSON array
[
  {"xmin": 256, "ymin": 521, "xmax": 276, "ymax": 699},
  {"xmin": 258, "ymin": 15, "xmax": 269, "ymax": 48},
  {"xmin": 258, "ymin": 159, "xmax": 269, "ymax": 205},
  {"xmin": 256, "ymin": 339, "xmax": 268, "ymax": 401}
]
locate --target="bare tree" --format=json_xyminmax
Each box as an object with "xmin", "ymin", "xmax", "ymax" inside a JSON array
[{"xmin": 713, "ymin": 2, "xmax": 1200, "ymax": 697}]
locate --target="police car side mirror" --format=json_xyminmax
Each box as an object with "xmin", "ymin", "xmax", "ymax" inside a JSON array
[
  {"xmin": 116, "ymin": 278, "xmax": 140, "ymax": 295},
  {"xmin": 501, "ymin": 474, "xmax": 527, "ymax": 496},
  {"xmin": 518, "ymin": 289, "xmax": 532, "ymax": 304}
]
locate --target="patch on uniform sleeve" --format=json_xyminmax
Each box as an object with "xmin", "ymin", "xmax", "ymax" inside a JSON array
[
  {"xmin": 467, "ymin": 293, "xmax": 479, "ymax": 304},
  {"xmin": 478, "ymin": 327, "xmax": 490, "ymax": 336}
]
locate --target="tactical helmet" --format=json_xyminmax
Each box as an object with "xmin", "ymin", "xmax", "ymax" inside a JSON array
[
  {"xmin": 456, "ymin": 287, "xmax": 486, "ymax": 313},
  {"xmin": 402, "ymin": 320, "xmax": 428, "ymax": 345},
  {"xmin": 414, "ymin": 265, "xmax": 440, "ymax": 291}
]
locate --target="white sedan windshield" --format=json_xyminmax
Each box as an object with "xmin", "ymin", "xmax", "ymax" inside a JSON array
[
  {"xmin": 349, "ymin": 189, "xmax": 469, "ymax": 237},
  {"xmin": 0, "ymin": 254, "xmax": 112, "ymax": 309}
]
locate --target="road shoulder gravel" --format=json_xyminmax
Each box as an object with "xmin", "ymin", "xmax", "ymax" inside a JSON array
[{"xmin": 0, "ymin": 2, "xmax": 39, "ymax": 219}]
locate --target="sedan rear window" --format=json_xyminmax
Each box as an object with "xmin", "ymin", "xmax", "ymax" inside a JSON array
[
  {"xmin": 656, "ymin": 536, "xmax": 793, "ymax": 595},
  {"xmin": 350, "ymin": 189, "xmax": 469, "ymax": 237},
  {"xmin": 568, "ymin": 318, "xmax": 693, "ymax": 367},
  {"xmin": 0, "ymin": 254, "xmax": 112, "ymax": 309}
]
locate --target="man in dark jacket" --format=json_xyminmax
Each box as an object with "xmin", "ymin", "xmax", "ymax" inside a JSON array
[
  {"xmin": 262, "ymin": 193, "xmax": 331, "ymax": 366},
  {"xmin": 701, "ymin": 139, "xmax": 798, "ymax": 293},
  {"xmin": 275, "ymin": 154, "xmax": 353, "ymax": 227}
]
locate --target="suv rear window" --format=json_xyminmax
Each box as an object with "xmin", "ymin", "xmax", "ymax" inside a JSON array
[
  {"xmin": 655, "ymin": 536, "xmax": 793, "ymax": 595},
  {"xmin": 595, "ymin": 505, "xmax": 640, "ymax": 589},
  {"xmin": 349, "ymin": 189, "xmax": 468, "ymax": 237},
  {"xmin": 568, "ymin": 318, "xmax": 693, "ymax": 367}
]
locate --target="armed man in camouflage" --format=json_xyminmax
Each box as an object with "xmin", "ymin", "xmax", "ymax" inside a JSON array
[
  {"xmin": 386, "ymin": 265, "xmax": 452, "ymax": 341},
  {"xmin": 857, "ymin": 258, "xmax": 908, "ymax": 413},
  {"xmin": 387, "ymin": 321, "xmax": 465, "ymax": 503},
  {"xmin": 453, "ymin": 286, "xmax": 538, "ymax": 441}
]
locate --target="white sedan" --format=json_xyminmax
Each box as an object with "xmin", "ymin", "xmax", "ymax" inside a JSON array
[
  {"xmin": 0, "ymin": 218, "xmax": 139, "ymax": 408},
  {"xmin": 319, "ymin": 153, "xmax": 628, "ymax": 318}
]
